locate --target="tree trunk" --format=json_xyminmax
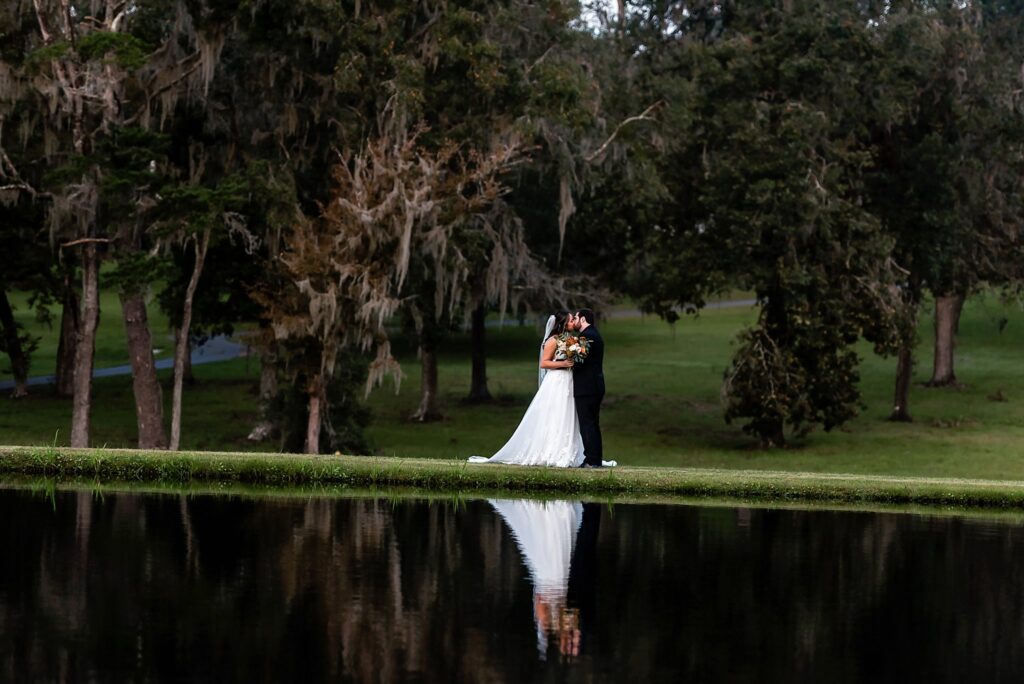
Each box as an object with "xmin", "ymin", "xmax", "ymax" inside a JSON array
[
  {"xmin": 170, "ymin": 230, "xmax": 210, "ymax": 451},
  {"xmin": 120, "ymin": 291, "xmax": 167, "ymax": 449},
  {"xmin": 305, "ymin": 378, "xmax": 323, "ymax": 454},
  {"xmin": 70, "ymin": 244, "xmax": 100, "ymax": 448},
  {"xmin": 759, "ymin": 422, "xmax": 786, "ymax": 449},
  {"xmin": 467, "ymin": 303, "xmax": 492, "ymax": 402},
  {"xmin": 953, "ymin": 294, "xmax": 964, "ymax": 334},
  {"xmin": 889, "ymin": 344, "xmax": 914, "ymax": 422},
  {"xmin": 760, "ymin": 286, "xmax": 787, "ymax": 447},
  {"xmin": 182, "ymin": 335, "xmax": 194, "ymax": 385},
  {"xmin": 248, "ymin": 346, "xmax": 278, "ymax": 442},
  {"xmin": 173, "ymin": 328, "xmax": 195, "ymax": 386},
  {"xmin": 55, "ymin": 279, "xmax": 79, "ymax": 397},
  {"xmin": 0, "ymin": 287, "xmax": 29, "ymax": 398},
  {"xmin": 259, "ymin": 349, "xmax": 278, "ymax": 401},
  {"xmin": 411, "ymin": 339, "xmax": 442, "ymax": 422},
  {"xmin": 926, "ymin": 294, "xmax": 964, "ymax": 387}
]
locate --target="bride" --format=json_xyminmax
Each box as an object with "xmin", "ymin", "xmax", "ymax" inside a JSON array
[{"xmin": 469, "ymin": 311, "xmax": 614, "ymax": 468}]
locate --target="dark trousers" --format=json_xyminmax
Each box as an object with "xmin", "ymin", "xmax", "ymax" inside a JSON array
[{"xmin": 575, "ymin": 393, "xmax": 604, "ymax": 465}]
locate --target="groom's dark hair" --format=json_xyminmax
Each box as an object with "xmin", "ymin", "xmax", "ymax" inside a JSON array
[{"xmin": 575, "ymin": 308, "xmax": 596, "ymax": 326}]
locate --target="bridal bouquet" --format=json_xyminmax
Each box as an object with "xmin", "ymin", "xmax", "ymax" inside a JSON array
[{"xmin": 556, "ymin": 332, "xmax": 591, "ymax": 365}]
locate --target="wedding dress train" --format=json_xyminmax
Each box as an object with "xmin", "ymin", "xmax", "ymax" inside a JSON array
[{"xmin": 468, "ymin": 368, "xmax": 586, "ymax": 468}]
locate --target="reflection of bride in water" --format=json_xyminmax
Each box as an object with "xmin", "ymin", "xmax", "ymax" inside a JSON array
[{"xmin": 489, "ymin": 499, "xmax": 599, "ymax": 658}]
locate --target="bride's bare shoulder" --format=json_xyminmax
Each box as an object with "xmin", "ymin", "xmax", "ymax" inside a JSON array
[{"xmin": 540, "ymin": 335, "xmax": 558, "ymax": 358}]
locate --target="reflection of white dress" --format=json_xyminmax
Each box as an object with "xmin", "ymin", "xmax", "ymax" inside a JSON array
[
  {"xmin": 489, "ymin": 499, "xmax": 583, "ymax": 655},
  {"xmin": 490, "ymin": 498, "xmax": 583, "ymax": 595},
  {"xmin": 469, "ymin": 369, "xmax": 586, "ymax": 468}
]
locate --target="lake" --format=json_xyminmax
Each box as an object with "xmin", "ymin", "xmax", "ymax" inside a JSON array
[{"xmin": 2, "ymin": 486, "xmax": 1023, "ymax": 682}]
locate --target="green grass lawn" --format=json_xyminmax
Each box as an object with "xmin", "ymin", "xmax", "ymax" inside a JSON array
[
  {"xmin": 2, "ymin": 292, "xmax": 1024, "ymax": 479},
  {"xmin": 2, "ymin": 288, "xmax": 177, "ymax": 373}
]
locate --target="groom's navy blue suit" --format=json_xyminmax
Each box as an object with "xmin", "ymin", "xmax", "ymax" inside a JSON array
[{"xmin": 573, "ymin": 325, "xmax": 605, "ymax": 466}]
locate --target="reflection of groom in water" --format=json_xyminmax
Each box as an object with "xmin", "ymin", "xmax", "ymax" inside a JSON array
[{"xmin": 565, "ymin": 502, "xmax": 601, "ymax": 657}]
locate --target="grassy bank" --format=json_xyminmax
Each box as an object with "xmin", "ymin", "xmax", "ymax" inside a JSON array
[
  {"xmin": 5, "ymin": 446, "xmax": 1024, "ymax": 509},
  {"xmin": 7, "ymin": 475, "xmax": 1024, "ymax": 524}
]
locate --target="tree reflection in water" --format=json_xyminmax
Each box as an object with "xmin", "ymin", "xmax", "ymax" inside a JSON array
[{"xmin": 2, "ymin": 488, "xmax": 1024, "ymax": 682}]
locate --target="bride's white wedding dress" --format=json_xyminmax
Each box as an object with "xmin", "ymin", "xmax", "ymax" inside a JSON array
[{"xmin": 469, "ymin": 367, "xmax": 586, "ymax": 467}]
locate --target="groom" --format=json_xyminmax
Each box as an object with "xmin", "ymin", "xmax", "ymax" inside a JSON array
[{"xmin": 570, "ymin": 309, "xmax": 605, "ymax": 467}]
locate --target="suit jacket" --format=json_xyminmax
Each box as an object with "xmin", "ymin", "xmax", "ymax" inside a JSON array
[{"xmin": 572, "ymin": 326, "xmax": 605, "ymax": 397}]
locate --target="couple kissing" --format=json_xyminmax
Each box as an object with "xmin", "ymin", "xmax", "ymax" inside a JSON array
[{"xmin": 469, "ymin": 308, "xmax": 614, "ymax": 468}]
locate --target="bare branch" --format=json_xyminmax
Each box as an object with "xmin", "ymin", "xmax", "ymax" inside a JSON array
[
  {"xmin": 0, "ymin": 183, "xmax": 36, "ymax": 194},
  {"xmin": 32, "ymin": 0, "xmax": 54, "ymax": 43},
  {"xmin": 584, "ymin": 100, "xmax": 664, "ymax": 162},
  {"xmin": 60, "ymin": 237, "xmax": 113, "ymax": 248},
  {"xmin": 109, "ymin": 0, "xmax": 130, "ymax": 32},
  {"xmin": 525, "ymin": 47, "xmax": 554, "ymax": 75},
  {"xmin": 0, "ymin": 127, "xmax": 39, "ymax": 197},
  {"xmin": 59, "ymin": 0, "xmax": 76, "ymax": 47}
]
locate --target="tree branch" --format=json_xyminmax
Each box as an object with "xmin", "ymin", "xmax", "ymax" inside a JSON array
[
  {"xmin": 61, "ymin": 237, "xmax": 113, "ymax": 248},
  {"xmin": 584, "ymin": 100, "xmax": 665, "ymax": 162},
  {"xmin": 0, "ymin": 183, "xmax": 37, "ymax": 195},
  {"xmin": 525, "ymin": 47, "xmax": 554, "ymax": 75},
  {"xmin": 32, "ymin": 0, "xmax": 55, "ymax": 44},
  {"xmin": 124, "ymin": 54, "xmax": 203, "ymax": 125},
  {"xmin": 59, "ymin": 0, "xmax": 76, "ymax": 47},
  {"xmin": 0, "ymin": 134, "xmax": 39, "ymax": 197}
]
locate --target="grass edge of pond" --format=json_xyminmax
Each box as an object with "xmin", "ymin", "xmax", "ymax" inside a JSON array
[
  {"xmin": 5, "ymin": 474, "xmax": 1024, "ymax": 523},
  {"xmin": 3, "ymin": 445, "xmax": 1024, "ymax": 510}
]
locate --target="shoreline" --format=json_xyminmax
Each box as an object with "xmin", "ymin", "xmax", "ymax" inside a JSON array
[
  {"xmin": 5, "ymin": 475, "xmax": 1024, "ymax": 524},
  {"xmin": 3, "ymin": 446, "xmax": 1024, "ymax": 510}
]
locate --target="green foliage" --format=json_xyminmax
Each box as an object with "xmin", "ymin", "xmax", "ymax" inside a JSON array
[
  {"xmin": 585, "ymin": 1, "xmax": 1024, "ymax": 444},
  {"xmin": 527, "ymin": 60, "xmax": 595, "ymax": 129},
  {"xmin": 866, "ymin": 4, "xmax": 1024, "ymax": 300},
  {"xmin": 24, "ymin": 41, "xmax": 69, "ymax": 66},
  {"xmin": 40, "ymin": 126, "xmax": 169, "ymax": 220},
  {"xmin": 24, "ymin": 31, "xmax": 150, "ymax": 71},
  {"xmin": 75, "ymin": 31, "xmax": 151, "ymax": 69},
  {"xmin": 617, "ymin": 2, "xmax": 908, "ymax": 444},
  {"xmin": 723, "ymin": 327, "xmax": 863, "ymax": 445},
  {"xmin": 152, "ymin": 175, "xmax": 249, "ymax": 234},
  {"xmin": 0, "ymin": 320, "xmax": 39, "ymax": 375},
  {"xmin": 94, "ymin": 127, "xmax": 170, "ymax": 208},
  {"xmin": 106, "ymin": 251, "xmax": 170, "ymax": 297}
]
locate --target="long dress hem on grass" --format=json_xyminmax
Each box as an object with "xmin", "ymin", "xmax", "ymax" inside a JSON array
[{"xmin": 468, "ymin": 368, "xmax": 616, "ymax": 468}]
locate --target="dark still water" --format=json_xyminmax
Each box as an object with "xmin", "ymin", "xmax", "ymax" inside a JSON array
[{"xmin": 2, "ymin": 488, "xmax": 1024, "ymax": 683}]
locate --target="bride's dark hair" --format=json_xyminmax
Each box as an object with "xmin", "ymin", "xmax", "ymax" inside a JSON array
[{"xmin": 549, "ymin": 310, "xmax": 570, "ymax": 339}]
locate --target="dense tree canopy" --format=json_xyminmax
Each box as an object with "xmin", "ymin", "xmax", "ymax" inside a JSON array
[
  {"xmin": 1, "ymin": 0, "xmax": 1022, "ymax": 451},
  {"xmin": 579, "ymin": 0, "xmax": 1024, "ymax": 444}
]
